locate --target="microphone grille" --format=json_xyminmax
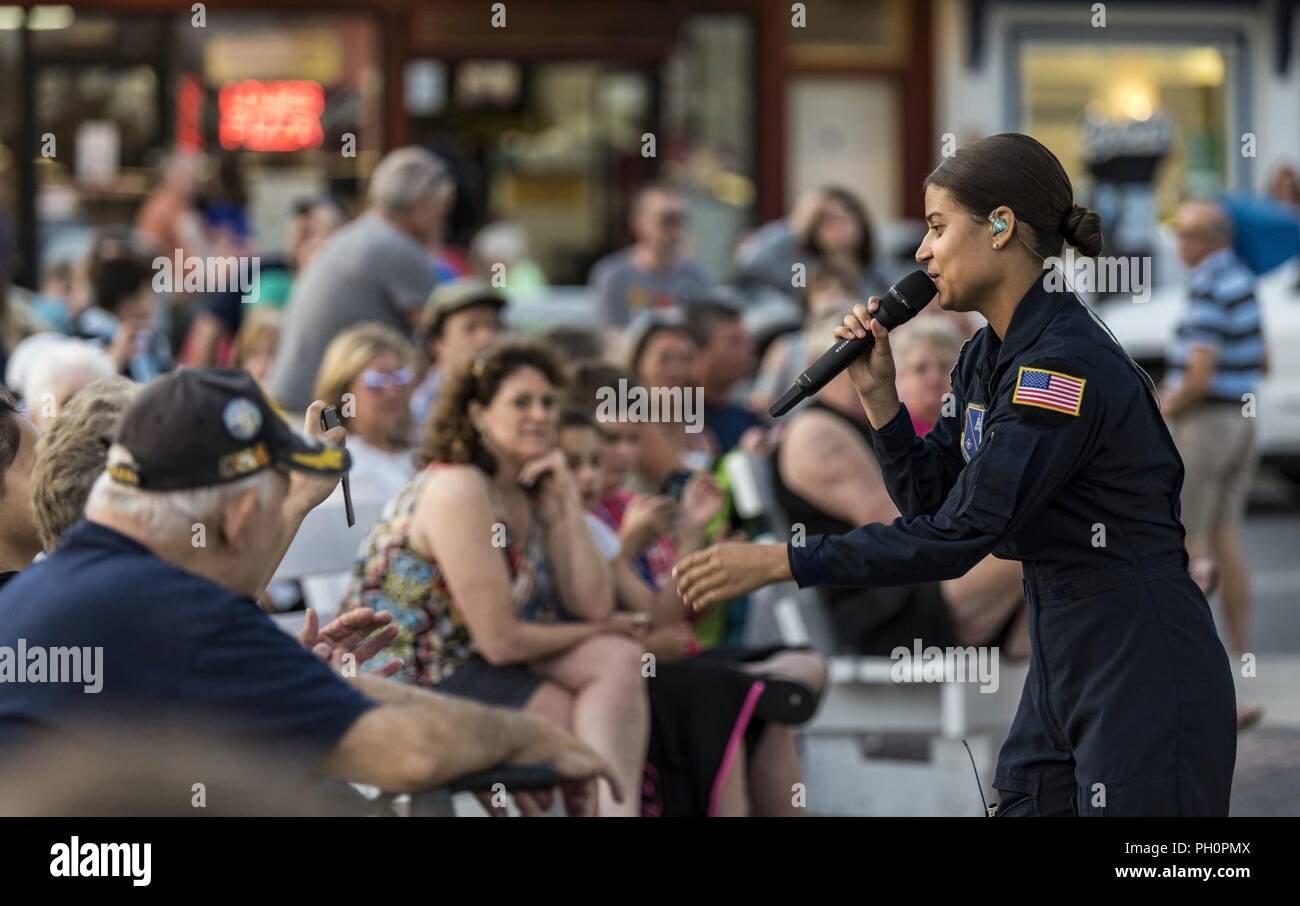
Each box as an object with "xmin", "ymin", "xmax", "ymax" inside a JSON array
[
  {"xmin": 877, "ymin": 270, "xmax": 938, "ymax": 329},
  {"xmin": 894, "ymin": 269, "xmax": 939, "ymax": 310}
]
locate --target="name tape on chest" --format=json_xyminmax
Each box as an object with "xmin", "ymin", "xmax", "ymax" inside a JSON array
[{"xmin": 1012, "ymin": 366, "xmax": 1085, "ymax": 416}]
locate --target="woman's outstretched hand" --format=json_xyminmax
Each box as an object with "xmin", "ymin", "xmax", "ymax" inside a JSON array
[{"xmin": 673, "ymin": 542, "xmax": 793, "ymax": 612}]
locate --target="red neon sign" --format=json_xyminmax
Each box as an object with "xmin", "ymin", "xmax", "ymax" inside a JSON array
[
  {"xmin": 176, "ymin": 75, "xmax": 205, "ymax": 152},
  {"xmin": 218, "ymin": 80, "xmax": 325, "ymax": 152}
]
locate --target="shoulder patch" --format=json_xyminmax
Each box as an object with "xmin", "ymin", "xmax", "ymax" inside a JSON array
[
  {"xmin": 961, "ymin": 402, "xmax": 985, "ymax": 462},
  {"xmin": 1011, "ymin": 365, "xmax": 1086, "ymax": 416}
]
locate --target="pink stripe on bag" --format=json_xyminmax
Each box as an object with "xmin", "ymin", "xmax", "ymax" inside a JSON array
[{"xmin": 708, "ymin": 680, "xmax": 766, "ymax": 817}]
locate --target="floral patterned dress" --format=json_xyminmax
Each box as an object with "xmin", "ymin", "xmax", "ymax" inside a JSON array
[{"xmin": 340, "ymin": 464, "xmax": 562, "ymax": 686}]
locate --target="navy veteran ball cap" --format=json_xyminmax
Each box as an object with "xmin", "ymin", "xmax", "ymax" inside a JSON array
[{"xmin": 107, "ymin": 368, "xmax": 350, "ymax": 490}]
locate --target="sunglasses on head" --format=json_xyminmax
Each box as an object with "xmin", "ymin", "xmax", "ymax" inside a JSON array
[{"xmin": 360, "ymin": 367, "xmax": 414, "ymax": 390}]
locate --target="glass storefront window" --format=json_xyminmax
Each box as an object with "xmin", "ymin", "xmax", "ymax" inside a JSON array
[
  {"xmin": 21, "ymin": 10, "xmax": 381, "ymax": 269},
  {"xmin": 663, "ymin": 13, "xmax": 756, "ymax": 280},
  {"xmin": 408, "ymin": 58, "xmax": 654, "ymax": 283},
  {"xmin": 28, "ymin": 10, "xmax": 167, "ymax": 57},
  {"xmin": 403, "ymin": 11, "xmax": 756, "ymax": 285},
  {"xmin": 177, "ymin": 13, "xmax": 381, "ymax": 255},
  {"xmin": 1021, "ymin": 43, "xmax": 1231, "ymax": 219}
]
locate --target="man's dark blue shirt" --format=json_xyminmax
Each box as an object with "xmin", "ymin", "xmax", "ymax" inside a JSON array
[{"xmin": 0, "ymin": 520, "xmax": 374, "ymax": 759}]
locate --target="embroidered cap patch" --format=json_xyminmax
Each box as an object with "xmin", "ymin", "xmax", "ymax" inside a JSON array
[
  {"xmin": 961, "ymin": 403, "xmax": 985, "ymax": 462},
  {"xmin": 1012, "ymin": 366, "xmax": 1085, "ymax": 416}
]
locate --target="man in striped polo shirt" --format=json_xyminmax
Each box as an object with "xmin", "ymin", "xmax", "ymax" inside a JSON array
[{"xmin": 1161, "ymin": 200, "xmax": 1266, "ymax": 730}]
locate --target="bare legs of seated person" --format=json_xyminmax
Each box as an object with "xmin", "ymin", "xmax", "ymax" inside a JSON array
[
  {"xmin": 524, "ymin": 634, "xmax": 651, "ymax": 816},
  {"xmin": 731, "ymin": 649, "xmax": 829, "ymax": 816}
]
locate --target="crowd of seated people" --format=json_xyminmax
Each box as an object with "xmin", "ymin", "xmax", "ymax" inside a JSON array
[
  {"xmin": 0, "ymin": 141, "xmax": 1050, "ymax": 816},
  {"xmin": 558, "ymin": 366, "xmax": 828, "ymax": 815},
  {"xmin": 0, "ymin": 369, "xmax": 616, "ymax": 814}
]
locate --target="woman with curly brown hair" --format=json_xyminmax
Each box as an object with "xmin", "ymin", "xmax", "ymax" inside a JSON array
[{"xmin": 341, "ymin": 339, "xmax": 648, "ymax": 816}]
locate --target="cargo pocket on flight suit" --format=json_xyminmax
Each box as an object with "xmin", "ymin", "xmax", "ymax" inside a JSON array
[{"xmin": 959, "ymin": 428, "xmax": 1034, "ymax": 536}]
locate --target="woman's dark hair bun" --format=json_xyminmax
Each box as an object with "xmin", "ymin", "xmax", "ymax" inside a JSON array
[{"xmin": 1063, "ymin": 204, "xmax": 1104, "ymax": 257}]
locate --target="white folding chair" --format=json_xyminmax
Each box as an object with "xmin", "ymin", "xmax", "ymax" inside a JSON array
[{"xmin": 269, "ymin": 498, "xmax": 386, "ymax": 634}]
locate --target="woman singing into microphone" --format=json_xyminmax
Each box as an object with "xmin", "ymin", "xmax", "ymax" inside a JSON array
[{"xmin": 673, "ymin": 133, "xmax": 1236, "ymax": 816}]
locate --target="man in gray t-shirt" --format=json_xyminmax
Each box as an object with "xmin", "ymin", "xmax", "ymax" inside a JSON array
[
  {"xmin": 588, "ymin": 185, "xmax": 713, "ymax": 328},
  {"xmin": 265, "ymin": 148, "xmax": 453, "ymax": 410}
]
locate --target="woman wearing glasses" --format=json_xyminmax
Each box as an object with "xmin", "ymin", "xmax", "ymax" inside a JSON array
[{"xmin": 313, "ymin": 323, "xmax": 419, "ymax": 504}]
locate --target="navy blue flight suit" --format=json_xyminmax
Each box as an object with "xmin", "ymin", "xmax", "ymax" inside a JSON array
[{"xmin": 787, "ymin": 273, "xmax": 1237, "ymax": 816}]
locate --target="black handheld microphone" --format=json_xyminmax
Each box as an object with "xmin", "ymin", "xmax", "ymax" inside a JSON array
[{"xmin": 767, "ymin": 269, "xmax": 938, "ymax": 417}]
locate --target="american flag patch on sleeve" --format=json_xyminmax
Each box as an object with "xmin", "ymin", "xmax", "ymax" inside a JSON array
[{"xmin": 1012, "ymin": 366, "xmax": 1086, "ymax": 416}]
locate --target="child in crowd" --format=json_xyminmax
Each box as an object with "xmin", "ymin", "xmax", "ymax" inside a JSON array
[
  {"xmin": 558, "ymin": 408, "xmax": 717, "ymax": 662},
  {"xmin": 557, "ymin": 406, "xmax": 825, "ymax": 816}
]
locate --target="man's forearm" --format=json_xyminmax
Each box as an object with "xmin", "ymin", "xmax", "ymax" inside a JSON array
[
  {"xmin": 1163, "ymin": 347, "xmax": 1218, "ymax": 419},
  {"xmin": 1161, "ymin": 381, "xmax": 1208, "ymax": 420},
  {"xmin": 352, "ymin": 675, "xmax": 536, "ymax": 784},
  {"xmin": 352, "ymin": 672, "xmax": 444, "ymax": 706}
]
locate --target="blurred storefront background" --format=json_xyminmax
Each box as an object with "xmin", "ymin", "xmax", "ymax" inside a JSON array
[
  {"xmin": 0, "ymin": 2, "xmax": 387, "ymax": 283},
  {"xmin": 0, "ymin": 0, "xmax": 1297, "ymax": 287}
]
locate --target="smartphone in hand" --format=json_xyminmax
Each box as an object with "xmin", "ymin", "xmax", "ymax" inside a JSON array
[
  {"xmin": 319, "ymin": 405, "xmax": 354, "ymax": 526},
  {"xmin": 660, "ymin": 469, "xmax": 692, "ymax": 502}
]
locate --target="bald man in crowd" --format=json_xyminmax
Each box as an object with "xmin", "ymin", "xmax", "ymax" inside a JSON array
[{"xmin": 1160, "ymin": 200, "xmax": 1266, "ymax": 730}]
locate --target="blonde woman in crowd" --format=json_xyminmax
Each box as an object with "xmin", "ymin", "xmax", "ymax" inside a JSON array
[{"xmin": 312, "ymin": 323, "xmax": 419, "ymax": 504}]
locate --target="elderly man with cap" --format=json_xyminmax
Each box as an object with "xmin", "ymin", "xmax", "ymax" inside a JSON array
[
  {"xmin": 0, "ymin": 368, "xmax": 619, "ymax": 814},
  {"xmin": 410, "ymin": 277, "xmax": 507, "ymax": 433}
]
